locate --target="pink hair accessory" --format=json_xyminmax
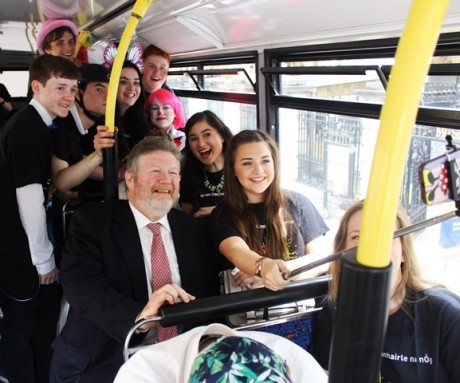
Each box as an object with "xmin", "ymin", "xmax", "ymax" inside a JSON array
[
  {"xmin": 102, "ymin": 40, "xmax": 144, "ymax": 72},
  {"xmin": 39, "ymin": 0, "xmax": 86, "ymax": 19},
  {"xmin": 36, "ymin": 18, "xmax": 79, "ymax": 54}
]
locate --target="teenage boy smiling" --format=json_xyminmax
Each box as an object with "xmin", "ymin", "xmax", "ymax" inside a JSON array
[{"xmin": 0, "ymin": 54, "xmax": 79, "ymax": 383}]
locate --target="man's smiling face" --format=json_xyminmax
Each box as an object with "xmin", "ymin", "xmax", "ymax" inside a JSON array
[{"xmin": 125, "ymin": 150, "xmax": 180, "ymax": 219}]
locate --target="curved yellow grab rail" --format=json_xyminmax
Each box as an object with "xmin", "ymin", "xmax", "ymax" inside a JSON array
[
  {"xmin": 37, "ymin": 0, "xmax": 45, "ymax": 23},
  {"xmin": 105, "ymin": 0, "xmax": 154, "ymax": 132},
  {"xmin": 74, "ymin": 29, "xmax": 91, "ymax": 59},
  {"xmin": 357, "ymin": 0, "xmax": 451, "ymax": 267}
]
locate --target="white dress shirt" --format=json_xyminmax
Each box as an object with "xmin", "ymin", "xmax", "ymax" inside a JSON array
[
  {"xmin": 129, "ymin": 202, "xmax": 181, "ymax": 296},
  {"xmin": 69, "ymin": 104, "xmax": 87, "ymax": 135},
  {"xmin": 15, "ymin": 100, "xmax": 56, "ymax": 275}
]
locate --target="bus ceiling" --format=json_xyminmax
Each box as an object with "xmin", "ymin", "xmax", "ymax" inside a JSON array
[{"xmin": 1, "ymin": 0, "xmax": 460, "ymax": 68}]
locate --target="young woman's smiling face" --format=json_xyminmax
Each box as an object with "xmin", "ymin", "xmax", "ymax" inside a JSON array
[
  {"xmin": 233, "ymin": 141, "xmax": 274, "ymax": 203},
  {"xmin": 188, "ymin": 120, "xmax": 225, "ymax": 169},
  {"xmin": 117, "ymin": 67, "xmax": 141, "ymax": 112}
]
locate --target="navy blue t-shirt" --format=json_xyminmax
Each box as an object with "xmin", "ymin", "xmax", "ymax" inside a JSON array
[{"xmin": 310, "ymin": 288, "xmax": 460, "ymax": 382}]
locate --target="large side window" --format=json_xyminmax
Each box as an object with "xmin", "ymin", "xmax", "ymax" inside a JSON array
[
  {"xmin": 265, "ymin": 40, "xmax": 460, "ymax": 293},
  {"xmin": 168, "ymin": 37, "xmax": 460, "ymax": 294}
]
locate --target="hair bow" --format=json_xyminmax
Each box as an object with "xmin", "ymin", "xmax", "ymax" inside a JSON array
[{"xmin": 102, "ymin": 40, "xmax": 144, "ymax": 72}]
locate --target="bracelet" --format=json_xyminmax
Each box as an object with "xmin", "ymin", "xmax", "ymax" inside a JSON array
[{"xmin": 254, "ymin": 257, "xmax": 267, "ymax": 277}]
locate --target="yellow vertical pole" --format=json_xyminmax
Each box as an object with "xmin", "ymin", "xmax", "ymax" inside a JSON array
[
  {"xmin": 105, "ymin": 0, "xmax": 154, "ymax": 132},
  {"xmin": 357, "ymin": 0, "xmax": 451, "ymax": 268},
  {"xmin": 102, "ymin": 0, "xmax": 154, "ymax": 201}
]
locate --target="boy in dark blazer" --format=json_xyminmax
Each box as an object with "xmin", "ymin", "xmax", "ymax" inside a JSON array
[
  {"xmin": 0, "ymin": 55, "xmax": 79, "ymax": 383},
  {"xmin": 50, "ymin": 136, "xmax": 219, "ymax": 383}
]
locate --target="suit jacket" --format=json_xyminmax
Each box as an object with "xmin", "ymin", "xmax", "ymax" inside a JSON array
[{"xmin": 51, "ymin": 200, "xmax": 219, "ymax": 383}]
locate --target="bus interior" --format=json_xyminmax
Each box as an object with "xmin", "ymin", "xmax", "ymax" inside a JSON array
[{"xmin": 1, "ymin": 0, "xmax": 460, "ymax": 380}]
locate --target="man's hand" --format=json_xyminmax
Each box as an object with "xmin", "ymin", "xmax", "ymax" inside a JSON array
[
  {"xmin": 39, "ymin": 267, "xmax": 59, "ymax": 285},
  {"xmin": 136, "ymin": 284, "xmax": 195, "ymax": 330}
]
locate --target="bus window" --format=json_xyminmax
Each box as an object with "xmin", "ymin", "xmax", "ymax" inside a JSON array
[
  {"xmin": 0, "ymin": 71, "xmax": 29, "ymax": 98},
  {"xmin": 179, "ymin": 97, "xmax": 257, "ymax": 134},
  {"xmin": 167, "ymin": 66, "xmax": 199, "ymax": 90},
  {"xmin": 277, "ymin": 65, "xmax": 387, "ymax": 104},
  {"xmin": 278, "ymin": 106, "xmax": 460, "ymax": 293},
  {"xmin": 171, "ymin": 55, "xmax": 258, "ymax": 134},
  {"xmin": 170, "ymin": 63, "xmax": 256, "ymax": 94},
  {"xmin": 265, "ymin": 44, "xmax": 460, "ymax": 294}
]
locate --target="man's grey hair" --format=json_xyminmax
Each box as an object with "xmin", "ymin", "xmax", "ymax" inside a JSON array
[{"xmin": 124, "ymin": 136, "xmax": 182, "ymax": 174}]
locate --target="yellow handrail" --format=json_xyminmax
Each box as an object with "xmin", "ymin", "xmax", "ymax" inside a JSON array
[
  {"xmin": 74, "ymin": 29, "xmax": 91, "ymax": 59},
  {"xmin": 105, "ymin": 0, "xmax": 154, "ymax": 132},
  {"xmin": 357, "ymin": 0, "xmax": 451, "ymax": 267}
]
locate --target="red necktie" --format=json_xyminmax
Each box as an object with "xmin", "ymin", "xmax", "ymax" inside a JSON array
[{"xmin": 147, "ymin": 223, "xmax": 178, "ymax": 341}]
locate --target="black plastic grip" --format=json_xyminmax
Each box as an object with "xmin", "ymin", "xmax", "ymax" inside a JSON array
[{"xmin": 160, "ymin": 275, "xmax": 329, "ymax": 327}]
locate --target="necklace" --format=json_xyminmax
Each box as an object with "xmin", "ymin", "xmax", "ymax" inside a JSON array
[{"xmin": 204, "ymin": 171, "xmax": 224, "ymax": 193}]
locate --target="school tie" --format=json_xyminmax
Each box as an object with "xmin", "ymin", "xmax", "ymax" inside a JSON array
[
  {"xmin": 147, "ymin": 223, "xmax": 178, "ymax": 341},
  {"xmin": 47, "ymin": 120, "xmax": 58, "ymax": 129}
]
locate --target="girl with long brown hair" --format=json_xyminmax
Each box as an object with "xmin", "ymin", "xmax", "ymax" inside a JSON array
[{"xmin": 209, "ymin": 129, "xmax": 329, "ymax": 290}]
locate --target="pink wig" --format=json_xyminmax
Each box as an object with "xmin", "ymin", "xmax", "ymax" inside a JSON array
[{"xmin": 145, "ymin": 89, "xmax": 186, "ymax": 129}]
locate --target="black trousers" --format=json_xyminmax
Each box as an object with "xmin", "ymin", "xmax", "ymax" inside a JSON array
[{"xmin": 0, "ymin": 282, "xmax": 62, "ymax": 383}]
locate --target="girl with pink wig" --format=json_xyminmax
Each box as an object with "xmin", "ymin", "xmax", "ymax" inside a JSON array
[{"xmin": 145, "ymin": 89, "xmax": 186, "ymax": 151}]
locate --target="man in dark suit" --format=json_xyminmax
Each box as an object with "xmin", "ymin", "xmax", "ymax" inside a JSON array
[{"xmin": 50, "ymin": 136, "xmax": 219, "ymax": 383}]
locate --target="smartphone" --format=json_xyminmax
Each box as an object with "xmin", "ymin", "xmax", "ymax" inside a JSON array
[{"xmin": 419, "ymin": 148, "xmax": 460, "ymax": 205}]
